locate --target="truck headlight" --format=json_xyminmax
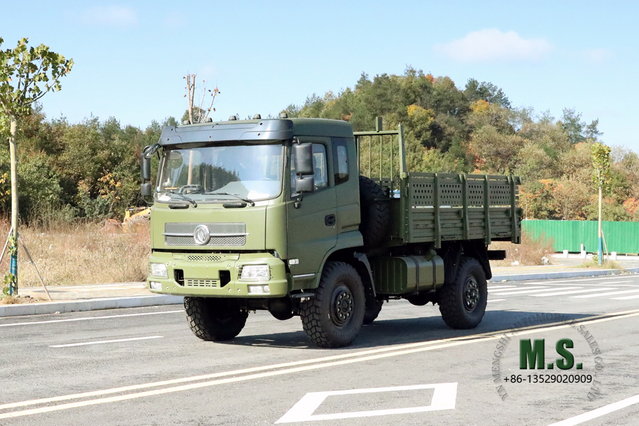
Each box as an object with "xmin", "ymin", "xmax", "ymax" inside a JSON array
[
  {"xmin": 240, "ymin": 264, "xmax": 270, "ymax": 280},
  {"xmin": 150, "ymin": 263, "xmax": 168, "ymax": 278}
]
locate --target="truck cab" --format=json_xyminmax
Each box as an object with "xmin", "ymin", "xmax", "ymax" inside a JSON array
[{"xmin": 146, "ymin": 117, "xmax": 360, "ymax": 295}]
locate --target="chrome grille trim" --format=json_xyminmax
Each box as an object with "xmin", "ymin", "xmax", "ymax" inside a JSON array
[
  {"xmin": 162, "ymin": 232, "xmax": 249, "ymax": 237},
  {"xmin": 164, "ymin": 223, "xmax": 247, "ymax": 247}
]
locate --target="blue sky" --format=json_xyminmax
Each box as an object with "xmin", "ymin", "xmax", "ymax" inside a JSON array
[{"xmin": 3, "ymin": 1, "xmax": 638, "ymax": 151}]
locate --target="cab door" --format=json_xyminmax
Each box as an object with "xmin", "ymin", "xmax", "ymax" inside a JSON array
[
  {"xmin": 287, "ymin": 141, "xmax": 337, "ymax": 287},
  {"xmin": 333, "ymin": 137, "xmax": 361, "ymax": 237}
]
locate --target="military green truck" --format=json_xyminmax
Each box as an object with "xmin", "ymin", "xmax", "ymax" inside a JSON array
[{"xmin": 141, "ymin": 115, "xmax": 521, "ymax": 348}]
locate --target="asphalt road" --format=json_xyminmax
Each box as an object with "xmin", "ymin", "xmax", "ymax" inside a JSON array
[{"xmin": 1, "ymin": 274, "xmax": 639, "ymax": 426}]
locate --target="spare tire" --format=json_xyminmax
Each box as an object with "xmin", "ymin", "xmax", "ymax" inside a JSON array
[{"xmin": 359, "ymin": 175, "xmax": 390, "ymax": 249}]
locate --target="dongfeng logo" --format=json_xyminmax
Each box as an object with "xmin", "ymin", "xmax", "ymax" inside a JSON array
[{"xmin": 193, "ymin": 225, "xmax": 210, "ymax": 245}]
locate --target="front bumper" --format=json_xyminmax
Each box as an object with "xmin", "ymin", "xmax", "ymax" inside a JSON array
[{"xmin": 147, "ymin": 251, "xmax": 290, "ymax": 297}]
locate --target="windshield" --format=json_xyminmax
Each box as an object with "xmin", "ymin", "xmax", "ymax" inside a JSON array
[{"xmin": 156, "ymin": 144, "xmax": 284, "ymax": 203}]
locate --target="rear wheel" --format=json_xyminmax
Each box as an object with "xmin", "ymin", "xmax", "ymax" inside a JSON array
[
  {"xmin": 438, "ymin": 257, "xmax": 487, "ymax": 329},
  {"xmin": 184, "ymin": 297, "xmax": 248, "ymax": 341},
  {"xmin": 300, "ymin": 262, "xmax": 365, "ymax": 348}
]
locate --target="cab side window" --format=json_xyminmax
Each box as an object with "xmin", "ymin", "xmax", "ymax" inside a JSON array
[
  {"xmin": 312, "ymin": 144, "xmax": 328, "ymax": 189},
  {"xmin": 333, "ymin": 139, "xmax": 349, "ymax": 185},
  {"xmin": 291, "ymin": 143, "xmax": 328, "ymax": 191}
]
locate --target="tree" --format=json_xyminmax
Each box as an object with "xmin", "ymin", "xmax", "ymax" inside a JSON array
[
  {"xmin": 561, "ymin": 108, "xmax": 602, "ymax": 144},
  {"xmin": 464, "ymin": 78, "xmax": 511, "ymax": 109},
  {"xmin": 184, "ymin": 74, "xmax": 219, "ymax": 123},
  {"xmin": 592, "ymin": 143, "xmax": 611, "ymax": 265},
  {"xmin": 0, "ymin": 37, "xmax": 72, "ymax": 295}
]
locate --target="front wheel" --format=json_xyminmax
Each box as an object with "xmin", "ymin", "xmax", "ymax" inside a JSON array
[
  {"xmin": 300, "ymin": 262, "xmax": 365, "ymax": 348},
  {"xmin": 184, "ymin": 297, "xmax": 248, "ymax": 341},
  {"xmin": 438, "ymin": 257, "xmax": 487, "ymax": 329}
]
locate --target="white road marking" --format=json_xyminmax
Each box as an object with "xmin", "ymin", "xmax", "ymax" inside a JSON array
[
  {"xmin": 531, "ymin": 288, "xmax": 616, "ymax": 297},
  {"xmin": 487, "ymin": 299, "xmax": 505, "ymax": 303},
  {"xmin": 275, "ymin": 383, "xmax": 457, "ymax": 423},
  {"xmin": 547, "ymin": 393, "xmax": 639, "ymax": 426},
  {"xmin": 0, "ymin": 310, "xmax": 184, "ymax": 328},
  {"xmin": 487, "ymin": 285, "xmax": 517, "ymax": 289},
  {"xmin": 2, "ymin": 309, "xmax": 639, "ymax": 420},
  {"xmin": 573, "ymin": 289, "xmax": 639, "ymax": 298},
  {"xmin": 489, "ymin": 286, "xmax": 549, "ymax": 294},
  {"xmin": 611, "ymin": 294, "xmax": 639, "ymax": 300},
  {"xmin": 491, "ymin": 287, "xmax": 579, "ymax": 296},
  {"xmin": 515, "ymin": 276, "xmax": 637, "ymax": 286},
  {"xmin": 50, "ymin": 336, "xmax": 164, "ymax": 348}
]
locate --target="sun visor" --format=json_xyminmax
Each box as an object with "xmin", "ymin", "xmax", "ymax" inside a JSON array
[{"xmin": 159, "ymin": 120, "xmax": 294, "ymax": 146}]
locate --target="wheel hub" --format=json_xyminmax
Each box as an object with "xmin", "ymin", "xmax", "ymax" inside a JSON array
[
  {"xmin": 463, "ymin": 276, "xmax": 480, "ymax": 311},
  {"xmin": 331, "ymin": 286, "xmax": 354, "ymax": 326}
]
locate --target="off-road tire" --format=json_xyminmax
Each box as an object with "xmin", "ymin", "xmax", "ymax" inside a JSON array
[
  {"xmin": 438, "ymin": 257, "xmax": 487, "ymax": 329},
  {"xmin": 184, "ymin": 297, "xmax": 248, "ymax": 341},
  {"xmin": 359, "ymin": 176, "xmax": 390, "ymax": 249},
  {"xmin": 300, "ymin": 262, "xmax": 366, "ymax": 348}
]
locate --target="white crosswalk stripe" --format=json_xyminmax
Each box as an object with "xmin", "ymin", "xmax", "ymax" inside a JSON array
[
  {"xmin": 531, "ymin": 288, "xmax": 616, "ymax": 297},
  {"xmin": 612, "ymin": 294, "xmax": 639, "ymax": 300},
  {"xmin": 491, "ymin": 286, "xmax": 578, "ymax": 296},
  {"xmin": 489, "ymin": 286, "xmax": 548, "ymax": 294},
  {"xmin": 486, "ymin": 276, "xmax": 639, "ymax": 302},
  {"xmin": 573, "ymin": 289, "xmax": 639, "ymax": 298}
]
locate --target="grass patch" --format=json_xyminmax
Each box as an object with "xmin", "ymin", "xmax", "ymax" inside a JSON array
[
  {"xmin": 490, "ymin": 231, "xmax": 556, "ymax": 266},
  {"xmin": 0, "ymin": 219, "xmax": 149, "ymax": 289},
  {"xmin": 0, "ymin": 294, "xmax": 45, "ymax": 304},
  {"xmin": 577, "ymin": 260, "xmax": 623, "ymax": 270}
]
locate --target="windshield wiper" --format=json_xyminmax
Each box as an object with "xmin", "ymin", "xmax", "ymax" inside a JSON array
[
  {"xmin": 167, "ymin": 192, "xmax": 198, "ymax": 208},
  {"xmin": 207, "ymin": 192, "xmax": 255, "ymax": 206}
]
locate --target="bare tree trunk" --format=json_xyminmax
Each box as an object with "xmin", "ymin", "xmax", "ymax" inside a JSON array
[
  {"xmin": 9, "ymin": 118, "xmax": 18, "ymax": 295},
  {"xmin": 186, "ymin": 74, "xmax": 194, "ymax": 124}
]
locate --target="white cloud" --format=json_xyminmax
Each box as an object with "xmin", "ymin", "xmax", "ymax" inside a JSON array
[
  {"xmin": 78, "ymin": 6, "xmax": 138, "ymax": 27},
  {"xmin": 434, "ymin": 29, "xmax": 553, "ymax": 63}
]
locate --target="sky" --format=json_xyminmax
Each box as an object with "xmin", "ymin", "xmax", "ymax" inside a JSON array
[{"xmin": 3, "ymin": 0, "xmax": 638, "ymax": 151}]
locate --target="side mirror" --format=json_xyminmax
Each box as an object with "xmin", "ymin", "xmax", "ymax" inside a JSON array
[
  {"xmin": 295, "ymin": 175, "xmax": 315, "ymax": 193},
  {"xmin": 141, "ymin": 183, "xmax": 153, "ymax": 197},
  {"xmin": 293, "ymin": 143, "xmax": 314, "ymax": 176},
  {"xmin": 141, "ymin": 156, "xmax": 151, "ymax": 181}
]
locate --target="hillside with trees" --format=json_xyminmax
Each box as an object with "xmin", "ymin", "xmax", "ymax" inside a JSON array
[
  {"xmin": 1, "ymin": 67, "xmax": 638, "ymax": 224},
  {"xmin": 285, "ymin": 68, "xmax": 639, "ymax": 222}
]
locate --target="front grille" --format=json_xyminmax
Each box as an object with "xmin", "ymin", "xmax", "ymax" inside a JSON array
[
  {"xmin": 185, "ymin": 279, "xmax": 219, "ymax": 288},
  {"xmin": 165, "ymin": 236, "xmax": 246, "ymax": 246},
  {"xmin": 164, "ymin": 223, "xmax": 247, "ymax": 247}
]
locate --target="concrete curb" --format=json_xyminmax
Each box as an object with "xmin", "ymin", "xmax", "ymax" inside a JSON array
[
  {"xmin": 490, "ymin": 267, "xmax": 639, "ymax": 283},
  {"xmin": 0, "ymin": 295, "xmax": 184, "ymax": 318}
]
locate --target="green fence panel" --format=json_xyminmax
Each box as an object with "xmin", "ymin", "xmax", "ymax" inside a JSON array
[{"xmin": 522, "ymin": 220, "xmax": 639, "ymax": 254}]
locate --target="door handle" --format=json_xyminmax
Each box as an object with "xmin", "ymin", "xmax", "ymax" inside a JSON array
[{"xmin": 325, "ymin": 214, "xmax": 336, "ymax": 227}]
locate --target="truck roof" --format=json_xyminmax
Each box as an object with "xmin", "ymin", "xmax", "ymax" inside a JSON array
[{"xmin": 158, "ymin": 118, "xmax": 354, "ymax": 146}]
